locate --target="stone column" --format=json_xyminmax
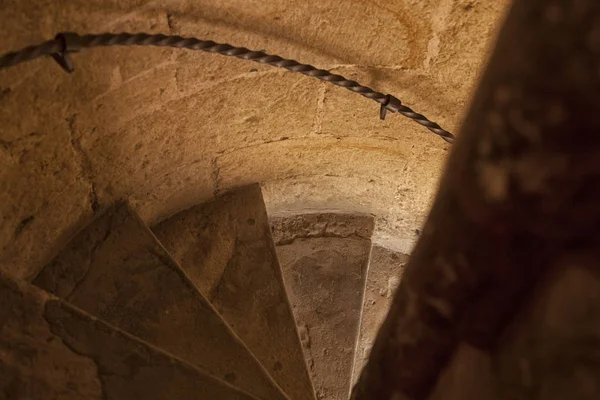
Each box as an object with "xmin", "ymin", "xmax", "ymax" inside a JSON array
[{"xmin": 352, "ymin": 1, "xmax": 600, "ymax": 399}]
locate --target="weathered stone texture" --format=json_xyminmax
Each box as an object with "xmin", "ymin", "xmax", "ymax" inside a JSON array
[
  {"xmin": 0, "ymin": 273, "xmax": 102, "ymax": 399},
  {"xmin": 428, "ymin": 263, "xmax": 600, "ymax": 400},
  {"xmin": 354, "ymin": 1, "xmax": 600, "ymax": 399},
  {"xmin": 33, "ymin": 202, "xmax": 286, "ymax": 400},
  {"xmin": 0, "ymin": 0, "xmax": 508, "ymax": 279},
  {"xmin": 154, "ymin": 184, "xmax": 315, "ymax": 400},
  {"xmin": 426, "ymin": 344, "xmax": 499, "ymax": 400},
  {"xmin": 271, "ymin": 212, "xmax": 375, "ymax": 244},
  {"xmin": 0, "ymin": 0, "xmax": 175, "ymax": 280},
  {"xmin": 272, "ymin": 213, "xmax": 373, "ymax": 400},
  {"xmin": 352, "ymin": 246, "xmax": 408, "ymax": 385},
  {"xmin": 0, "ymin": 271, "xmax": 259, "ymax": 400},
  {"xmin": 495, "ymin": 263, "xmax": 600, "ymax": 400},
  {"xmin": 0, "ymin": 120, "xmax": 93, "ymax": 281}
]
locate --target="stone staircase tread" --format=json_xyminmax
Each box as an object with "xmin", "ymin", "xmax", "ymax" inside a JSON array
[
  {"xmin": 351, "ymin": 245, "xmax": 408, "ymax": 385},
  {"xmin": 0, "ymin": 271, "xmax": 261, "ymax": 400},
  {"xmin": 153, "ymin": 184, "xmax": 315, "ymax": 400},
  {"xmin": 32, "ymin": 201, "xmax": 287, "ymax": 400},
  {"xmin": 272, "ymin": 213, "xmax": 374, "ymax": 400}
]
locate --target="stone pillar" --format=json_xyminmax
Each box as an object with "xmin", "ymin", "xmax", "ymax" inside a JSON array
[{"xmin": 352, "ymin": 0, "xmax": 600, "ymax": 399}]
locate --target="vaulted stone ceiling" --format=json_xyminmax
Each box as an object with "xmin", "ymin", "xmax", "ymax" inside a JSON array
[{"xmin": 0, "ymin": 0, "xmax": 509, "ymax": 279}]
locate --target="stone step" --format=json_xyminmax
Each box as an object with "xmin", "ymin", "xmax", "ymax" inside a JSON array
[
  {"xmin": 352, "ymin": 246, "xmax": 408, "ymax": 385},
  {"xmin": 153, "ymin": 184, "xmax": 314, "ymax": 400},
  {"xmin": 0, "ymin": 271, "xmax": 260, "ymax": 400},
  {"xmin": 32, "ymin": 202, "xmax": 287, "ymax": 400},
  {"xmin": 271, "ymin": 213, "xmax": 375, "ymax": 400}
]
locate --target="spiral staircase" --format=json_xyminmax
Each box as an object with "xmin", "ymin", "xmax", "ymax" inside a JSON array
[
  {"xmin": 0, "ymin": 1, "xmax": 514, "ymax": 399},
  {"xmin": 1, "ymin": 183, "xmax": 408, "ymax": 399},
  {"xmin": 7, "ymin": 1, "xmax": 600, "ymax": 399}
]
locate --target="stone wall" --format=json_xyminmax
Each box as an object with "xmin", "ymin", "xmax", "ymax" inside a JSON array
[{"xmin": 0, "ymin": 0, "xmax": 508, "ymax": 279}]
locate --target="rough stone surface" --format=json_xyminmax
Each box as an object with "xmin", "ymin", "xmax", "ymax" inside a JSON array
[
  {"xmin": 32, "ymin": 202, "xmax": 287, "ymax": 400},
  {"xmin": 351, "ymin": 246, "xmax": 408, "ymax": 385},
  {"xmin": 221, "ymin": 135, "xmax": 446, "ymax": 256},
  {"xmin": 353, "ymin": 1, "xmax": 600, "ymax": 399},
  {"xmin": 428, "ymin": 263, "xmax": 600, "ymax": 400},
  {"xmin": 495, "ymin": 262, "xmax": 600, "ymax": 400},
  {"xmin": 427, "ymin": 344, "xmax": 499, "ymax": 400},
  {"xmin": 272, "ymin": 213, "xmax": 373, "ymax": 400},
  {"xmin": 153, "ymin": 184, "xmax": 315, "ymax": 400},
  {"xmin": 0, "ymin": 271, "xmax": 259, "ymax": 400},
  {"xmin": 0, "ymin": 0, "xmax": 508, "ymax": 280},
  {"xmin": 271, "ymin": 212, "xmax": 375, "ymax": 245}
]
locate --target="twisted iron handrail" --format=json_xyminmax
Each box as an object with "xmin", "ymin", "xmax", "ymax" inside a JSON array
[{"xmin": 0, "ymin": 32, "xmax": 454, "ymax": 143}]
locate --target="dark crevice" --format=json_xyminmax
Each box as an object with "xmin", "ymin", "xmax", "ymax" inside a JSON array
[
  {"xmin": 0, "ymin": 87, "xmax": 11, "ymax": 101},
  {"xmin": 90, "ymin": 186, "xmax": 100, "ymax": 212},
  {"xmin": 211, "ymin": 158, "xmax": 221, "ymax": 197},
  {"xmin": 14, "ymin": 215, "xmax": 34, "ymax": 237},
  {"xmin": 66, "ymin": 216, "xmax": 113, "ymax": 301},
  {"xmin": 209, "ymin": 239, "xmax": 238, "ymax": 303},
  {"xmin": 273, "ymin": 231, "xmax": 369, "ymax": 246},
  {"xmin": 166, "ymin": 12, "xmax": 176, "ymax": 33},
  {"xmin": 149, "ymin": 247, "xmax": 178, "ymax": 273},
  {"xmin": 67, "ymin": 114, "xmax": 100, "ymax": 213},
  {"xmin": 42, "ymin": 301, "xmax": 108, "ymax": 400}
]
